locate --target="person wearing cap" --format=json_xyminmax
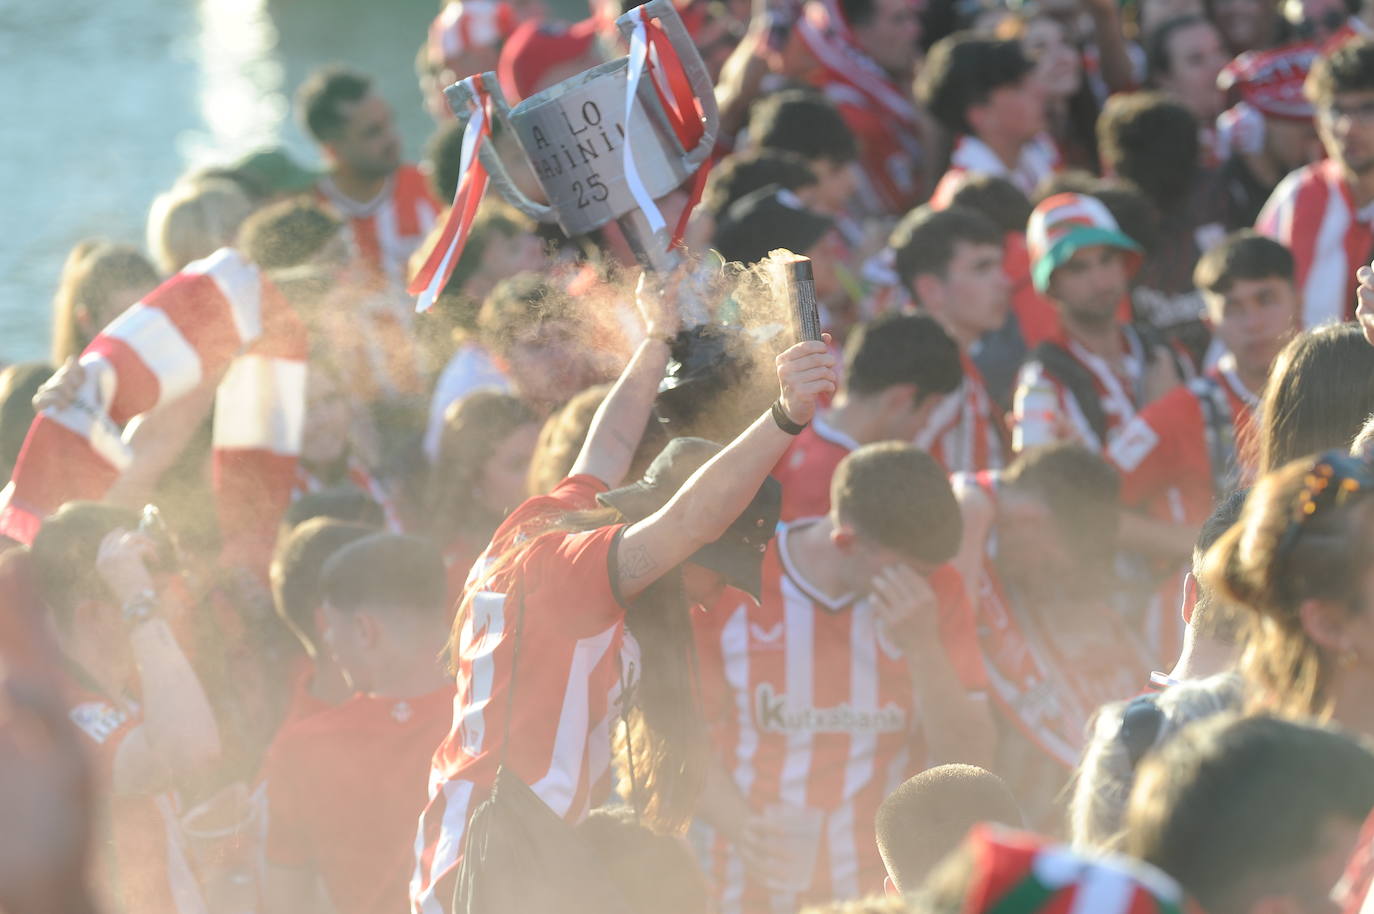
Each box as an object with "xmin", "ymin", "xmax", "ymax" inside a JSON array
[
  {"xmin": 1216, "ymin": 43, "xmax": 1322, "ymax": 229},
  {"xmin": 410, "ymin": 275, "xmax": 838, "ymax": 912},
  {"xmin": 714, "ymin": 184, "xmax": 857, "ymax": 337},
  {"xmin": 918, "ymin": 34, "xmax": 1060, "ymax": 209},
  {"xmin": 230, "ymin": 147, "xmax": 321, "ymax": 201},
  {"xmin": 1012, "ymin": 192, "xmax": 1181, "ymax": 455},
  {"xmin": 692, "ymin": 442, "xmax": 995, "ymax": 913},
  {"xmin": 1258, "ymin": 37, "xmax": 1374, "ymax": 327}
]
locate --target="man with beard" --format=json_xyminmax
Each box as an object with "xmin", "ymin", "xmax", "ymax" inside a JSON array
[
  {"xmin": 1258, "ymin": 38, "xmax": 1374, "ymax": 327},
  {"xmin": 298, "ymin": 67, "xmax": 440, "ymax": 292},
  {"xmin": 1012, "ymin": 193, "xmax": 1181, "ymax": 454}
]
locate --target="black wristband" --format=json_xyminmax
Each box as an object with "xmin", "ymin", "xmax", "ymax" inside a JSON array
[{"xmin": 771, "ymin": 399, "xmax": 808, "ymax": 435}]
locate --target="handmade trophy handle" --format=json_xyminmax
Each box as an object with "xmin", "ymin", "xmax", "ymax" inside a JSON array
[
  {"xmin": 443, "ymin": 72, "xmax": 556, "ymax": 223},
  {"xmin": 615, "ymin": 0, "xmax": 720, "ymax": 171}
]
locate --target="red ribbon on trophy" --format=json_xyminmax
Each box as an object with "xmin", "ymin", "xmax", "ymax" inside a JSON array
[
  {"xmin": 625, "ymin": 5, "xmax": 713, "ymax": 249},
  {"xmin": 409, "ymin": 76, "xmax": 495, "ymax": 313}
]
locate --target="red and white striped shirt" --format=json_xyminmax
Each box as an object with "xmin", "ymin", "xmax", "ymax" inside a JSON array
[
  {"xmin": 929, "ymin": 134, "xmax": 1061, "ymax": 209},
  {"xmin": 410, "ymin": 475, "xmax": 633, "ymax": 914},
  {"xmin": 915, "ymin": 353, "xmax": 1007, "ymax": 474},
  {"xmin": 772, "ymin": 415, "xmax": 861, "ymax": 523},
  {"xmin": 1256, "ymin": 158, "xmax": 1373, "ymax": 327},
  {"xmin": 1012, "ymin": 328, "xmax": 1149, "ymax": 453},
  {"xmin": 317, "ymin": 165, "xmax": 441, "ymax": 290},
  {"xmin": 693, "ymin": 523, "xmax": 986, "ymax": 912}
]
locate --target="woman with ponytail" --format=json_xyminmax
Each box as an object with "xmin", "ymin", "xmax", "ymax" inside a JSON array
[
  {"xmin": 410, "ymin": 276, "xmax": 838, "ymax": 913},
  {"xmin": 1201, "ymin": 449, "xmax": 1374, "ymax": 731}
]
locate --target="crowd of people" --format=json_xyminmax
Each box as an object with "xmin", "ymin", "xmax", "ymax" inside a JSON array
[{"xmin": 12, "ymin": 0, "xmax": 1374, "ymax": 911}]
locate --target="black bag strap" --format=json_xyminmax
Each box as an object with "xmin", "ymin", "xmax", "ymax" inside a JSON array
[
  {"xmin": 1189, "ymin": 375, "xmax": 1238, "ymax": 498},
  {"xmin": 1031, "ymin": 340, "xmax": 1110, "ymax": 445}
]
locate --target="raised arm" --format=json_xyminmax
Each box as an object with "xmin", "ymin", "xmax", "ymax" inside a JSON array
[
  {"xmin": 615, "ymin": 340, "xmax": 838, "ymax": 602},
  {"xmin": 569, "ymin": 274, "xmax": 681, "ymax": 488},
  {"xmin": 95, "ymin": 531, "xmax": 222, "ymax": 796}
]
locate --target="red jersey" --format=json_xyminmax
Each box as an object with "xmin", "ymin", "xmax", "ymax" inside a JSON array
[
  {"xmin": 264, "ymin": 686, "xmax": 456, "ymax": 914},
  {"xmin": 1108, "ymin": 367, "xmax": 1257, "ymax": 518},
  {"xmin": 411, "ymin": 475, "xmax": 632, "ymax": 914},
  {"xmin": 1256, "ymin": 158, "xmax": 1371, "ymax": 327},
  {"xmin": 692, "ymin": 522, "xmax": 987, "ymax": 912},
  {"xmin": 772, "ymin": 415, "xmax": 860, "ymax": 522},
  {"xmin": 316, "ymin": 165, "xmax": 441, "ymax": 289},
  {"xmin": 278, "ymin": 656, "xmax": 335, "ymax": 732},
  {"xmin": 915, "ymin": 353, "xmax": 1007, "ymax": 474},
  {"xmin": 1012, "ymin": 327, "xmax": 1150, "ymax": 453},
  {"xmin": 66, "ymin": 681, "xmax": 204, "ymax": 914}
]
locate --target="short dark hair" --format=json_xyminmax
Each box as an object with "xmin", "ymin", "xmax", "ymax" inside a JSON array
[
  {"xmin": 1127, "ymin": 715, "xmax": 1374, "ymax": 914},
  {"xmin": 1308, "ymin": 37, "xmax": 1374, "ymax": 105},
  {"xmin": 237, "ymin": 199, "xmax": 343, "ymax": 272},
  {"xmin": 270, "ymin": 519, "xmax": 375, "ymax": 655},
  {"xmin": 1194, "ymin": 231, "xmax": 1295, "ymax": 296},
  {"xmin": 31, "ymin": 502, "xmax": 140, "ymax": 629},
  {"xmin": 296, "ymin": 66, "xmax": 373, "ymax": 143},
  {"xmin": 0, "ymin": 362, "xmax": 53, "ymax": 481},
  {"xmin": 1097, "ymin": 92, "xmax": 1199, "ymax": 205},
  {"xmin": 1002, "ymin": 444, "xmax": 1121, "ymax": 577},
  {"xmin": 876, "ymin": 765, "xmax": 1022, "ymax": 892},
  {"xmin": 321, "ymin": 533, "xmax": 447, "ymax": 616},
  {"xmin": 748, "ymin": 90, "xmax": 858, "ymax": 164},
  {"xmin": 843, "ymin": 313, "xmax": 963, "ymax": 402},
  {"xmin": 890, "ymin": 205, "xmax": 1004, "ymax": 291},
  {"xmin": 1146, "ymin": 15, "xmax": 1211, "ymax": 78},
  {"xmin": 703, "ymin": 149, "xmax": 817, "ymax": 217},
  {"xmin": 280, "ymin": 486, "xmax": 386, "ymax": 535},
  {"xmin": 946, "ymin": 175, "xmax": 1033, "ymax": 234},
  {"xmin": 916, "ymin": 33, "xmax": 1036, "ymax": 136},
  {"xmin": 831, "ymin": 443, "xmax": 963, "ymax": 565}
]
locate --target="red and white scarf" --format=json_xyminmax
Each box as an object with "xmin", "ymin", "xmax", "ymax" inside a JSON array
[
  {"xmin": 794, "ymin": 0, "xmax": 920, "ymax": 134},
  {"xmin": 0, "ymin": 249, "xmax": 308, "ymax": 571}
]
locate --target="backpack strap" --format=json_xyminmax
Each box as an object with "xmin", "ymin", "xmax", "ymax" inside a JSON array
[
  {"xmin": 1188, "ymin": 375, "xmax": 1238, "ymax": 498},
  {"xmin": 1031, "ymin": 341, "xmax": 1110, "ymax": 445}
]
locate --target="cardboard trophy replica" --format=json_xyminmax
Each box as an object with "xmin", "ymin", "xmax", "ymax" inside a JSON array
[{"xmin": 428, "ymin": 0, "xmax": 751, "ymax": 431}]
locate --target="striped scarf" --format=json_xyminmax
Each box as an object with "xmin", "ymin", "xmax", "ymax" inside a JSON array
[{"xmin": 0, "ymin": 248, "xmax": 308, "ymax": 572}]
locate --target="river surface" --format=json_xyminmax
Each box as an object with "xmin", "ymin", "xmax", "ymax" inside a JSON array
[{"xmin": 0, "ymin": 0, "xmax": 576, "ymax": 363}]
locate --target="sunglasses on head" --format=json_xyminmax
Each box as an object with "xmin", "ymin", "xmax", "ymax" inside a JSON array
[{"xmin": 1274, "ymin": 450, "xmax": 1374, "ymax": 566}]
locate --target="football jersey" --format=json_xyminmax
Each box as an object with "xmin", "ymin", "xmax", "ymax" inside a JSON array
[
  {"xmin": 1256, "ymin": 158, "xmax": 1372, "ymax": 327},
  {"xmin": 410, "ymin": 475, "xmax": 632, "ymax": 914},
  {"xmin": 264, "ymin": 686, "xmax": 456, "ymax": 914},
  {"xmin": 771, "ymin": 414, "xmax": 861, "ymax": 523},
  {"xmin": 1108, "ymin": 367, "xmax": 1257, "ymax": 519},
  {"xmin": 915, "ymin": 353, "xmax": 1008, "ymax": 474},
  {"xmin": 1013, "ymin": 328, "xmax": 1150, "ymax": 453},
  {"xmin": 316, "ymin": 165, "xmax": 441, "ymax": 290},
  {"xmin": 692, "ymin": 522, "xmax": 987, "ymax": 912},
  {"xmin": 929, "ymin": 135, "xmax": 1062, "ymax": 209}
]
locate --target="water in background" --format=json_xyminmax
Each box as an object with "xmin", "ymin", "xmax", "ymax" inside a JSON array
[{"xmin": 0, "ymin": 0, "xmax": 579, "ymax": 364}]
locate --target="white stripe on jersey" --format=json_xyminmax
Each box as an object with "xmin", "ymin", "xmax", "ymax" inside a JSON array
[
  {"xmin": 1308, "ymin": 171, "xmax": 1354, "ymax": 328},
  {"xmin": 832, "ymin": 607, "xmax": 880, "ymax": 900},
  {"xmin": 105, "ymin": 304, "xmax": 205, "ymax": 406},
  {"xmin": 721, "ymin": 604, "xmax": 755, "ymax": 914},
  {"xmin": 780, "ymin": 573, "xmax": 817, "ymax": 805},
  {"xmin": 456, "ymin": 590, "xmax": 506, "ymax": 757},
  {"xmin": 529, "ymin": 622, "xmax": 620, "ymax": 817}
]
